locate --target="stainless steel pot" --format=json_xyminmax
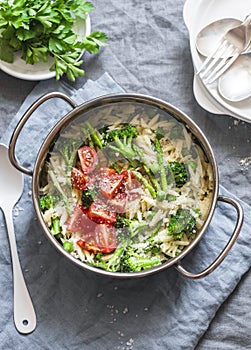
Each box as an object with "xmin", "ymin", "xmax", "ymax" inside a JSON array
[{"xmin": 8, "ymin": 92, "xmax": 244, "ymax": 279}]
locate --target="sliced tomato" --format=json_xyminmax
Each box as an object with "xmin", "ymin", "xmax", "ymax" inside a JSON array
[
  {"xmin": 121, "ymin": 170, "xmax": 141, "ymax": 189},
  {"xmin": 95, "ymin": 166, "xmax": 117, "ymax": 179},
  {"xmin": 77, "ymin": 223, "xmax": 116, "ymax": 254},
  {"xmin": 122, "ymin": 170, "xmax": 142, "ymax": 200},
  {"xmin": 121, "ymin": 169, "xmax": 133, "ymax": 183},
  {"xmin": 126, "ymin": 178, "xmax": 142, "ymax": 200},
  {"xmin": 107, "ymin": 191, "xmax": 127, "ymax": 213},
  {"xmin": 87, "ymin": 198, "xmax": 117, "ymax": 224},
  {"xmin": 67, "ymin": 205, "xmax": 96, "ymax": 236},
  {"xmin": 78, "ymin": 146, "xmax": 98, "ymax": 174},
  {"xmin": 71, "ymin": 167, "xmax": 94, "ymax": 190},
  {"xmin": 77, "ymin": 238, "xmax": 101, "ymax": 254},
  {"xmin": 98, "ymin": 172, "xmax": 124, "ymax": 199},
  {"xmin": 95, "ymin": 224, "xmax": 117, "ymax": 253}
]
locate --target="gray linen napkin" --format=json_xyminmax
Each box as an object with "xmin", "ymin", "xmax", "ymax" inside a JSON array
[{"xmin": 0, "ymin": 73, "xmax": 251, "ymax": 350}]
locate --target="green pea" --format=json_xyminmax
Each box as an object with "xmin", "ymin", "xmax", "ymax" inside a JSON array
[{"xmin": 63, "ymin": 241, "xmax": 73, "ymax": 253}]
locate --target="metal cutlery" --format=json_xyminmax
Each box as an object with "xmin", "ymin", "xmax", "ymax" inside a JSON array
[{"xmin": 196, "ymin": 14, "xmax": 251, "ymax": 84}]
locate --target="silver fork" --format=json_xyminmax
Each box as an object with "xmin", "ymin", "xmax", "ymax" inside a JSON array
[{"xmin": 197, "ymin": 14, "xmax": 251, "ymax": 84}]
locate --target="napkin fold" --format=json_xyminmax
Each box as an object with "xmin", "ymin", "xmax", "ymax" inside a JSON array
[{"xmin": 0, "ymin": 73, "xmax": 251, "ymax": 350}]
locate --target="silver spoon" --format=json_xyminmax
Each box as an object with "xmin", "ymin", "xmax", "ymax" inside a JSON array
[
  {"xmin": 196, "ymin": 18, "xmax": 251, "ymax": 58},
  {"xmin": 0, "ymin": 144, "xmax": 36, "ymax": 334}
]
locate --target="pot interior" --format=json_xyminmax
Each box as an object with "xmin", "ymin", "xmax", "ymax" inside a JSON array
[{"xmin": 36, "ymin": 96, "xmax": 216, "ymax": 277}]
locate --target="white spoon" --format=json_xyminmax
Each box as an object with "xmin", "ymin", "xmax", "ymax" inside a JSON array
[
  {"xmin": 218, "ymin": 53, "xmax": 251, "ymax": 102},
  {"xmin": 0, "ymin": 144, "xmax": 36, "ymax": 334}
]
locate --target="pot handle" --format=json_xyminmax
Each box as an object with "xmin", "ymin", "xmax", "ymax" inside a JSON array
[
  {"xmin": 175, "ymin": 196, "xmax": 244, "ymax": 279},
  {"xmin": 9, "ymin": 92, "xmax": 77, "ymax": 176}
]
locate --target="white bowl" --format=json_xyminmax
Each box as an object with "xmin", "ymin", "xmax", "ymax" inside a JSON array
[{"xmin": 0, "ymin": 15, "xmax": 91, "ymax": 81}]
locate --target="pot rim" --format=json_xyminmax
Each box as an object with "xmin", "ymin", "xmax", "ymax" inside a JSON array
[{"xmin": 32, "ymin": 92, "xmax": 219, "ymax": 278}]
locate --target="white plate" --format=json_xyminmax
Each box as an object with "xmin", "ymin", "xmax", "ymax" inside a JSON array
[
  {"xmin": 193, "ymin": 75, "xmax": 243, "ymax": 119},
  {"xmin": 0, "ymin": 15, "xmax": 91, "ymax": 81},
  {"xmin": 183, "ymin": 0, "xmax": 251, "ymax": 123}
]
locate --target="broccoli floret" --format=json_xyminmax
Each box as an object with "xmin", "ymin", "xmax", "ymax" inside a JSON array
[
  {"xmin": 93, "ymin": 240, "xmax": 162, "ymax": 273},
  {"xmin": 104, "ymin": 124, "xmax": 139, "ymax": 168},
  {"xmin": 39, "ymin": 194, "xmax": 59, "ymax": 211},
  {"xmin": 114, "ymin": 215, "xmax": 129, "ymax": 228},
  {"xmin": 81, "ymin": 186, "xmax": 98, "ymax": 209},
  {"xmin": 168, "ymin": 161, "xmax": 189, "ymax": 188},
  {"xmin": 105, "ymin": 124, "xmax": 138, "ymax": 141},
  {"xmin": 123, "ymin": 247, "xmax": 161, "ymax": 272},
  {"xmin": 168, "ymin": 208, "xmax": 196, "ymax": 239},
  {"xmin": 93, "ymin": 242, "xmax": 128, "ymax": 272},
  {"xmin": 115, "ymin": 215, "xmax": 148, "ymax": 238},
  {"xmin": 39, "ymin": 195, "xmax": 61, "ymax": 237},
  {"xmin": 145, "ymin": 239, "xmax": 161, "ymax": 255},
  {"xmin": 126, "ymin": 256, "xmax": 161, "ymax": 272}
]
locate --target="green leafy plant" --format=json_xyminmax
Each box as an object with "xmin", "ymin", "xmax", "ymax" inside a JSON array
[{"xmin": 0, "ymin": 0, "xmax": 108, "ymax": 81}]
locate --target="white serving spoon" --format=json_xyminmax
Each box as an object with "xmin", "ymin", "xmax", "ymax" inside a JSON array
[
  {"xmin": 218, "ymin": 53, "xmax": 251, "ymax": 102},
  {"xmin": 0, "ymin": 144, "xmax": 36, "ymax": 334}
]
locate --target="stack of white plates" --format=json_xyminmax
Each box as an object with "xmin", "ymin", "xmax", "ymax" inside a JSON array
[{"xmin": 183, "ymin": 0, "xmax": 251, "ymax": 123}]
